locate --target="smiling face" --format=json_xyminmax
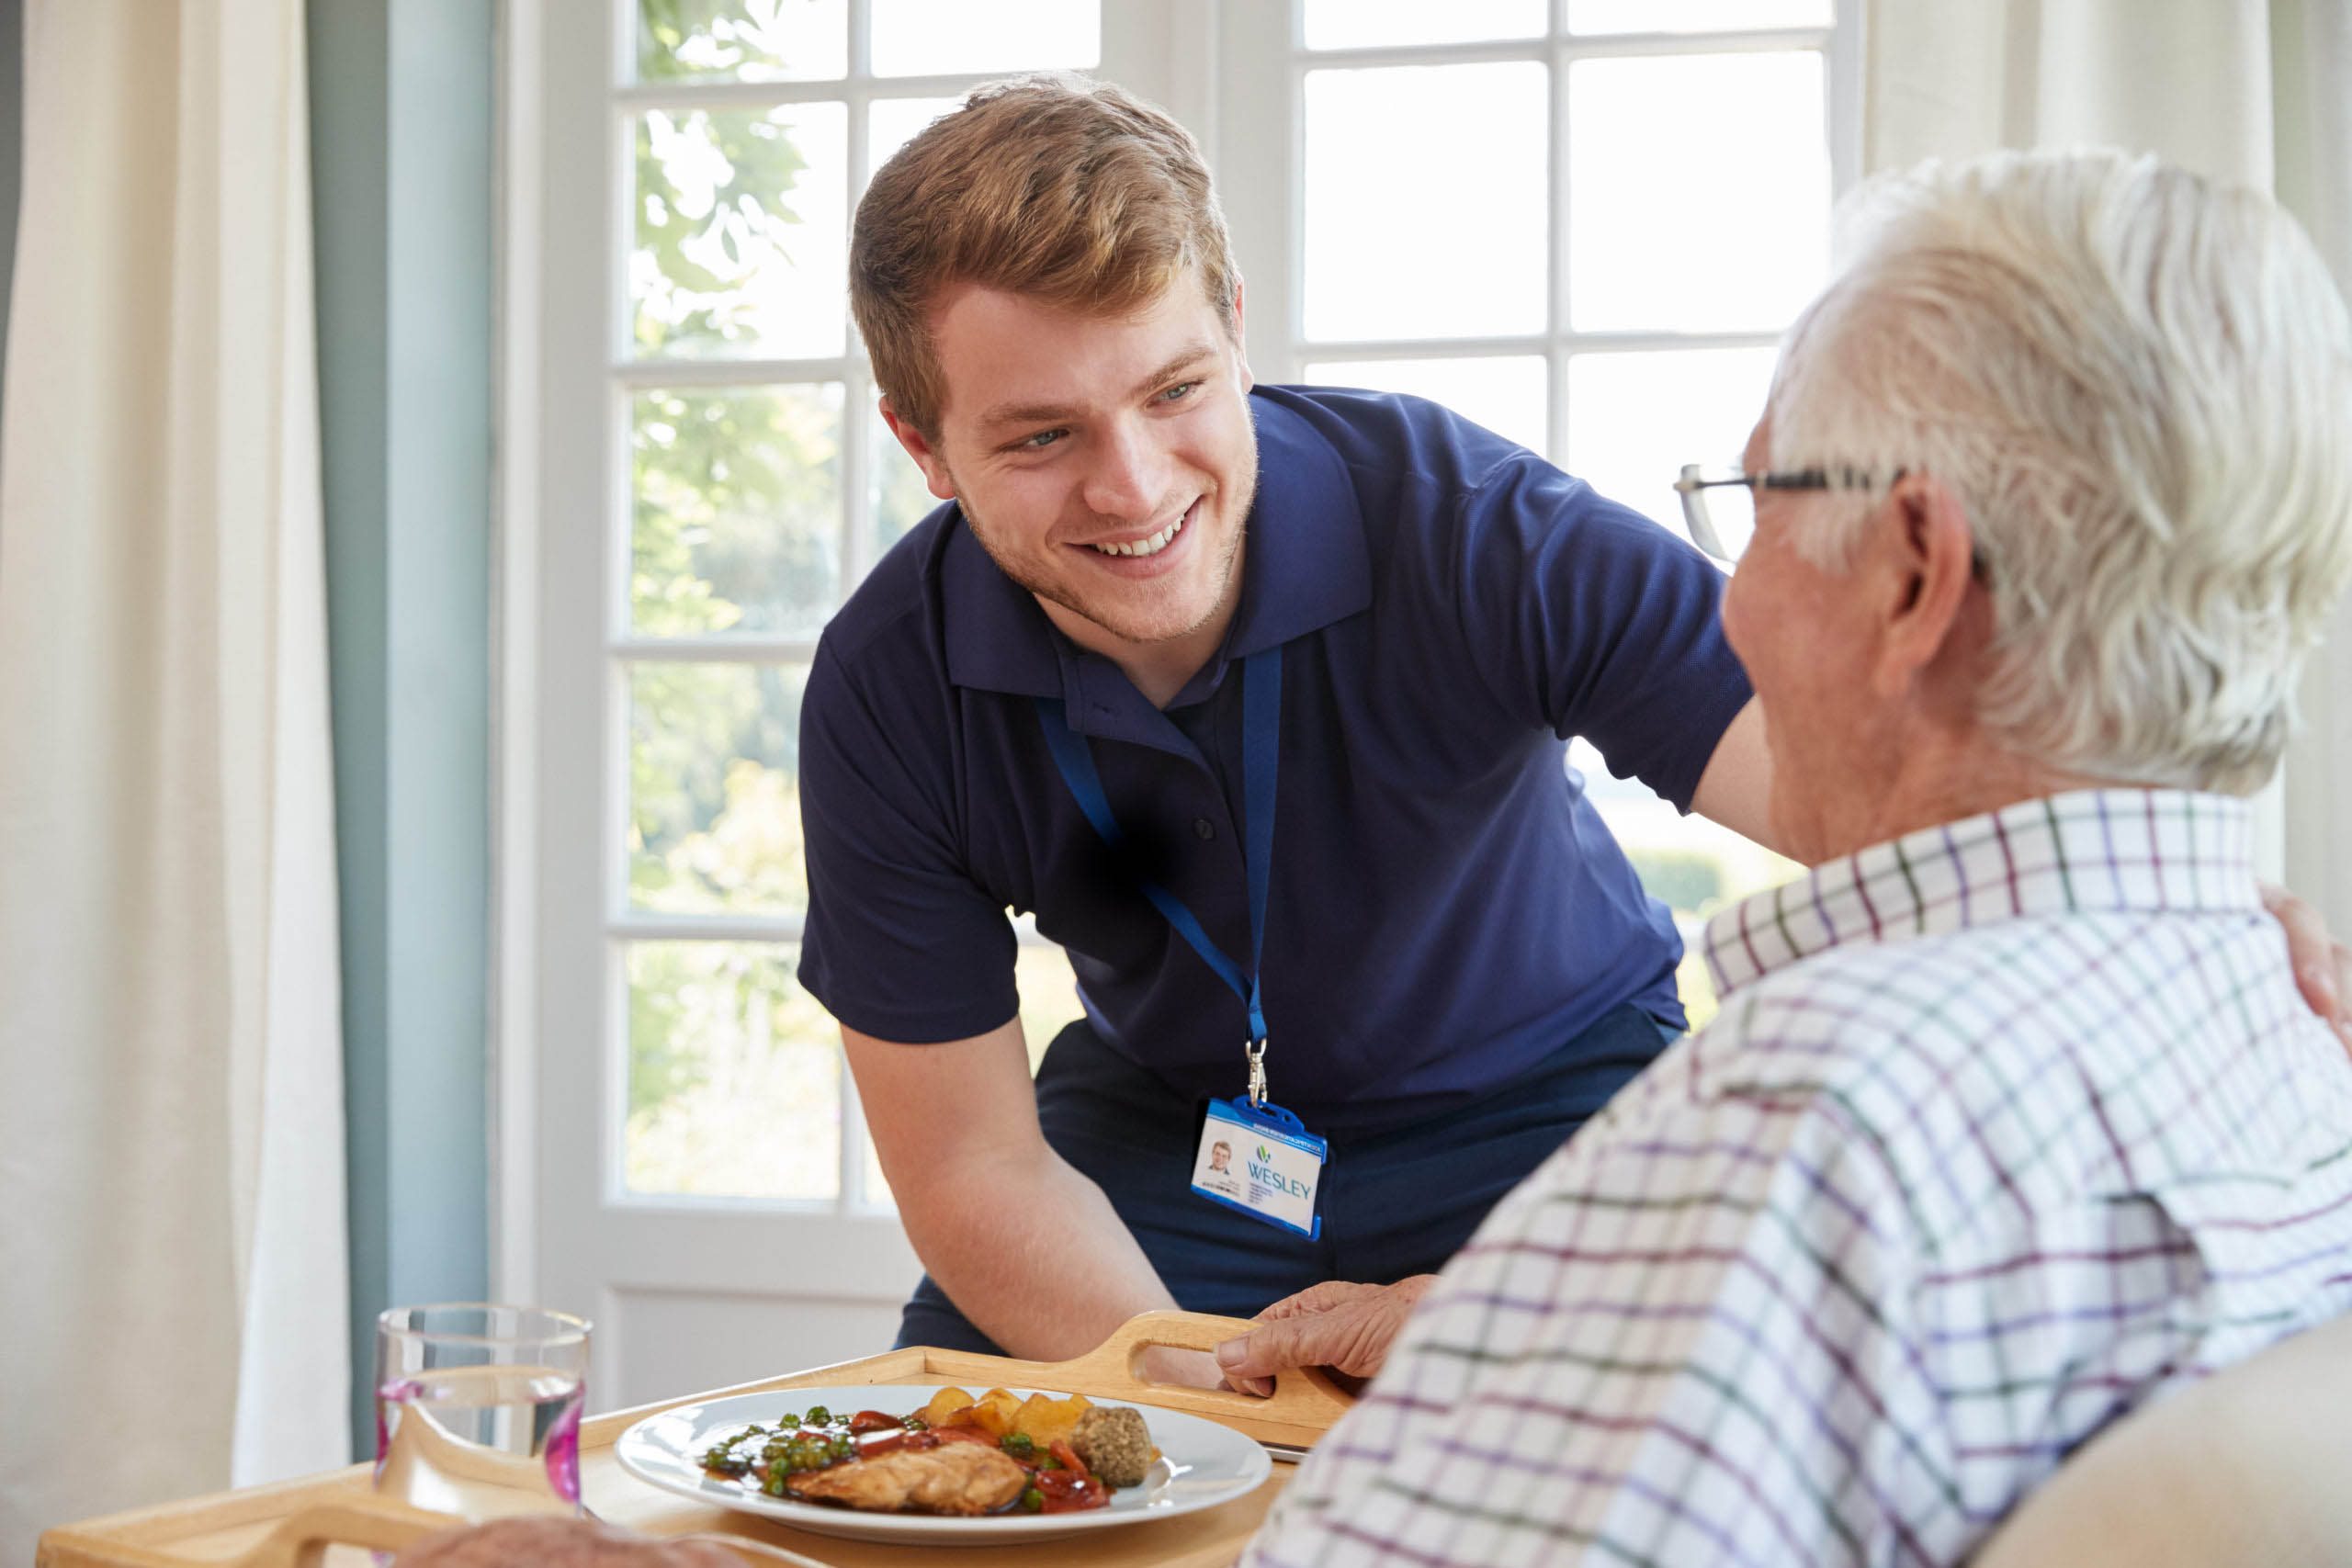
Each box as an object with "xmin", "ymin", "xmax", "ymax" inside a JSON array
[{"xmin": 884, "ymin": 276, "xmax": 1259, "ymax": 676}]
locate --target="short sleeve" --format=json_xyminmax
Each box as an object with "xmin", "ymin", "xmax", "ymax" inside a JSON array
[
  {"xmin": 1453, "ymin": 457, "xmax": 1753, "ymax": 811},
  {"xmin": 795, "ymin": 641, "xmax": 1020, "ymax": 1043}
]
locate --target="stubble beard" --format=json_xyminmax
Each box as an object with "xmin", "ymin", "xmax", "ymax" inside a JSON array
[{"xmin": 957, "ymin": 464, "xmax": 1259, "ymax": 650}]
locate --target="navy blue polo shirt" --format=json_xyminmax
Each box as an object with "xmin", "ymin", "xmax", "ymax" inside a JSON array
[{"xmin": 797, "ymin": 385, "xmax": 1752, "ymax": 1134}]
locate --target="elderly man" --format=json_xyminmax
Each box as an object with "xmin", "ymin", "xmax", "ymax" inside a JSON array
[
  {"xmin": 1228, "ymin": 148, "xmax": 2352, "ymax": 1565},
  {"xmin": 393, "ymin": 146, "xmax": 2352, "ymax": 1568}
]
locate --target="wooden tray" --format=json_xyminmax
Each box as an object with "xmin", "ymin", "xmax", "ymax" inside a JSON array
[{"xmin": 37, "ymin": 1312, "xmax": 1353, "ymax": 1568}]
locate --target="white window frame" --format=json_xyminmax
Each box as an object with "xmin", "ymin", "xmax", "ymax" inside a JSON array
[{"xmin": 1216, "ymin": 1, "xmax": 1861, "ymax": 465}]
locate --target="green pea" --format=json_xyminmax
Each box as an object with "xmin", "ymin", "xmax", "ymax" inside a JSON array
[
  {"xmin": 803, "ymin": 1404, "xmax": 831, "ymax": 1426},
  {"xmin": 1021, "ymin": 1487, "xmax": 1045, "ymax": 1513}
]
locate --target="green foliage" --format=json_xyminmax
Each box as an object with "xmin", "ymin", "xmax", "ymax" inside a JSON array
[
  {"xmin": 1628, "ymin": 847, "xmax": 1725, "ymax": 917},
  {"xmin": 633, "ymin": 105, "xmax": 811, "ymax": 355},
  {"xmin": 638, "ymin": 0, "xmax": 818, "ymax": 85},
  {"xmin": 625, "ymin": 46, "xmax": 837, "ymax": 1134},
  {"xmin": 633, "ymin": 387, "xmax": 842, "ymax": 638}
]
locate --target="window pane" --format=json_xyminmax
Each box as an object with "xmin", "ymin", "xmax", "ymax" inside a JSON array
[
  {"xmin": 624, "ymin": 941, "xmax": 842, "ymax": 1199},
  {"xmin": 632, "ymin": 384, "xmax": 843, "ymax": 637},
  {"xmin": 1015, "ymin": 943, "xmax": 1084, "ymax": 1072},
  {"xmin": 1305, "ymin": 63, "xmax": 1548, "ymax": 343},
  {"xmin": 868, "ymin": 0, "xmax": 1098, "ymax": 77},
  {"xmin": 1304, "ymin": 355, "xmax": 1548, "ymax": 457},
  {"xmin": 867, "ymin": 96, "xmax": 960, "ymax": 179},
  {"xmin": 870, "ymin": 414, "xmax": 938, "ymax": 556},
  {"xmin": 1303, "ymin": 0, "xmax": 1545, "ymax": 50},
  {"xmin": 1566, "ymin": 51, "xmax": 1827, "ymax": 332},
  {"xmin": 636, "ymin": 0, "xmax": 847, "ymax": 84},
  {"xmin": 1569, "ymin": 0, "xmax": 1829, "ymax": 33},
  {"xmin": 1565, "ymin": 345, "xmax": 1776, "ymax": 541},
  {"xmin": 632, "ymin": 104, "xmax": 849, "ymax": 360},
  {"xmin": 628, "ymin": 661, "xmax": 808, "ymax": 916}
]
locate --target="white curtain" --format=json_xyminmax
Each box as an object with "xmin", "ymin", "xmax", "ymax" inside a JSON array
[
  {"xmin": 1860, "ymin": 0, "xmax": 2352, "ymax": 913},
  {"xmin": 0, "ymin": 0, "xmax": 350, "ymax": 1558}
]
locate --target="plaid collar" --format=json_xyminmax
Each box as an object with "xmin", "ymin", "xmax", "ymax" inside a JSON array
[{"xmin": 1703, "ymin": 789, "xmax": 2259, "ymax": 998}]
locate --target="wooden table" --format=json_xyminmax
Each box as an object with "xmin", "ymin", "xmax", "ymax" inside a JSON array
[{"xmin": 37, "ymin": 1314, "xmax": 1352, "ymax": 1568}]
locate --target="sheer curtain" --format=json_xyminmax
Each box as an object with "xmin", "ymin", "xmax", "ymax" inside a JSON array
[
  {"xmin": 1859, "ymin": 0, "xmax": 2352, "ymax": 918},
  {"xmin": 0, "ymin": 1, "xmax": 349, "ymax": 1558}
]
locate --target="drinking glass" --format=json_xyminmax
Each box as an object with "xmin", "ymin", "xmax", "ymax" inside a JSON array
[{"xmin": 375, "ymin": 1303, "xmax": 592, "ymax": 1522}]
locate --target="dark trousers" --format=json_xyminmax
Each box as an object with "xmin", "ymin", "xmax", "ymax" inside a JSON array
[{"xmin": 895, "ymin": 1002, "xmax": 1678, "ymax": 1353}]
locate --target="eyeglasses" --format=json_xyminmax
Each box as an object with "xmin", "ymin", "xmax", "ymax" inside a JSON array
[{"xmin": 1672, "ymin": 463, "xmax": 1903, "ymax": 563}]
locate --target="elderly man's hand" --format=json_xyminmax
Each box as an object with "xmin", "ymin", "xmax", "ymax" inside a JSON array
[
  {"xmin": 393, "ymin": 1516, "xmax": 743, "ymax": 1568},
  {"xmin": 1214, "ymin": 1276, "xmax": 1439, "ymax": 1393},
  {"xmin": 2262, "ymin": 883, "xmax": 2352, "ymax": 1048}
]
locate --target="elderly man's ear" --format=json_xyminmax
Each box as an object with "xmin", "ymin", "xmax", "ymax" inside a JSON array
[{"xmin": 1870, "ymin": 474, "xmax": 1982, "ymax": 700}]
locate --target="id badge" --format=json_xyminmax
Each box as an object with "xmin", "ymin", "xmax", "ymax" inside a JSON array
[{"xmin": 1191, "ymin": 1097, "xmax": 1328, "ymax": 1239}]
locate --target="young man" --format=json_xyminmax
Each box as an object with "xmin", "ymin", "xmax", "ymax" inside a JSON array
[{"xmin": 798, "ymin": 73, "xmax": 1774, "ymax": 1366}]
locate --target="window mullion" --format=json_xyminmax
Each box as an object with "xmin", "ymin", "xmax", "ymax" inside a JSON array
[{"xmin": 1548, "ymin": 35, "xmax": 1569, "ymax": 462}]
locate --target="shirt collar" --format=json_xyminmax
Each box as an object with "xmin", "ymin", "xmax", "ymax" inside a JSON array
[
  {"xmin": 1703, "ymin": 789, "xmax": 2260, "ymax": 999},
  {"xmin": 941, "ymin": 389, "xmax": 1372, "ymax": 707}
]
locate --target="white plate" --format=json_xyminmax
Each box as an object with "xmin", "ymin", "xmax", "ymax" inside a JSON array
[{"xmin": 612, "ymin": 1384, "xmax": 1273, "ymax": 1544}]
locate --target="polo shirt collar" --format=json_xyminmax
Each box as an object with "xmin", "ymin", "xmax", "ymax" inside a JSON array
[
  {"xmin": 942, "ymin": 389, "xmax": 1371, "ymax": 715},
  {"xmin": 1702, "ymin": 788, "xmax": 2258, "ymax": 998}
]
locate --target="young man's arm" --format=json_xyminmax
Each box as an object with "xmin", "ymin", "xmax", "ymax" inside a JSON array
[
  {"xmin": 1688, "ymin": 694, "xmax": 1778, "ymax": 849},
  {"xmin": 844, "ymin": 1015, "xmax": 1215, "ymax": 1374}
]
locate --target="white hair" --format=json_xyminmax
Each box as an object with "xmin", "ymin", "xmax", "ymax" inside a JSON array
[{"xmin": 1766, "ymin": 148, "xmax": 2352, "ymax": 793}]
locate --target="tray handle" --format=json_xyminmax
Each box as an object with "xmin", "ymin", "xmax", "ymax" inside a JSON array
[
  {"xmin": 969, "ymin": 1310, "xmax": 1357, "ymax": 1435},
  {"xmin": 227, "ymin": 1499, "xmax": 827, "ymax": 1568},
  {"xmin": 229, "ymin": 1498, "xmax": 452, "ymax": 1568}
]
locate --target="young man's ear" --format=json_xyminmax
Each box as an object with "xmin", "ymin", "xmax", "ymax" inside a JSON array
[
  {"xmin": 1870, "ymin": 471, "xmax": 1978, "ymax": 699},
  {"xmin": 879, "ymin": 397, "xmax": 957, "ymax": 502}
]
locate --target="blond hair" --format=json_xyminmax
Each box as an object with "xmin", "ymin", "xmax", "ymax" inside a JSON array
[
  {"xmin": 850, "ymin": 73, "xmax": 1239, "ymax": 436},
  {"xmin": 1768, "ymin": 149, "xmax": 2352, "ymax": 793}
]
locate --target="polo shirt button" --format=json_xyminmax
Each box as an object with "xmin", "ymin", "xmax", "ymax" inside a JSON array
[{"xmin": 1193, "ymin": 818, "xmax": 1216, "ymax": 840}]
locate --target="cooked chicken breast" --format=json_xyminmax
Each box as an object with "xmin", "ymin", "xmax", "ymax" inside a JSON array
[{"xmin": 785, "ymin": 1441, "xmax": 1028, "ymax": 1515}]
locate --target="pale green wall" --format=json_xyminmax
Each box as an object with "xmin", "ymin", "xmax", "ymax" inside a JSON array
[{"xmin": 308, "ymin": 0, "xmax": 495, "ymax": 1454}]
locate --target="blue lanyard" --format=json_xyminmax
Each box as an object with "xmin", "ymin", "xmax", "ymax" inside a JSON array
[{"xmin": 1032, "ymin": 647, "xmax": 1282, "ymax": 1048}]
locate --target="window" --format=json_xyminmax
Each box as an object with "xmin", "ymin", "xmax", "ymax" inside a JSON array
[
  {"xmin": 604, "ymin": 2, "xmax": 1099, "ymax": 1205},
  {"xmin": 1219, "ymin": 0, "xmax": 1843, "ymax": 1020}
]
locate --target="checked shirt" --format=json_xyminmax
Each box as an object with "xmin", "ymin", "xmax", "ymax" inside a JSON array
[{"xmin": 1245, "ymin": 790, "xmax": 2352, "ymax": 1567}]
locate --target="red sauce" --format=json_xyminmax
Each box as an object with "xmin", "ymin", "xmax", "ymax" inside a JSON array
[
  {"xmin": 852, "ymin": 1429, "xmax": 938, "ymax": 1460},
  {"xmin": 1032, "ymin": 1467, "xmax": 1108, "ymax": 1514}
]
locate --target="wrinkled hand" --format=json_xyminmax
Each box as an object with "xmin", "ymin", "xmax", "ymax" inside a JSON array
[
  {"xmin": 1214, "ymin": 1276, "xmax": 1439, "ymax": 1393},
  {"xmin": 393, "ymin": 1516, "xmax": 741, "ymax": 1568},
  {"xmin": 2262, "ymin": 883, "xmax": 2352, "ymax": 1050}
]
